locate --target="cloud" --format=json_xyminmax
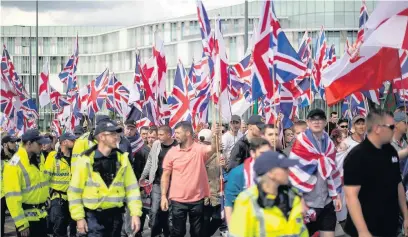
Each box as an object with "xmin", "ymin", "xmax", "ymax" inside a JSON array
[{"xmin": 1, "ymin": 0, "xmax": 243, "ymax": 26}]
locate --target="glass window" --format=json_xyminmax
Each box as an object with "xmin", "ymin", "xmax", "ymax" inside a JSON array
[
  {"xmin": 345, "ymin": 12, "xmax": 356, "ymax": 28},
  {"xmin": 315, "ymin": 13, "xmax": 324, "ymax": 29},
  {"xmin": 299, "ymin": 1, "xmax": 307, "ymax": 15},
  {"xmin": 334, "ymin": 12, "xmax": 345, "ymax": 28}
]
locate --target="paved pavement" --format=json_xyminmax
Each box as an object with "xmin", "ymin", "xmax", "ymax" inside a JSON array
[{"xmin": 4, "ymin": 214, "xmax": 346, "ymax": 236}]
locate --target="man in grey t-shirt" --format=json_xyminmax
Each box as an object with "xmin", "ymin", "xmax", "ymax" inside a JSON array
[
  {"xmin": 391, "ymin": 112, "xmax": 408, "ymax": 177},
  {"xmin": 222, "ymin": 115, "xmax": 243, "ymax": 162}
]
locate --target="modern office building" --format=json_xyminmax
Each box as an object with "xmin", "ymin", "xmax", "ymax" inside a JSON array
[{"xmin": 1, "ymin": 0, "xmax": 377, "ymax": 125}]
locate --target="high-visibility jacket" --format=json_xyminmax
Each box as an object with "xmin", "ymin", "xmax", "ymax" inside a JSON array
[
  {"xmin": 229, "ymin": 185, "xmax": 308, "ymax": 237},
  {"xmin": 44, "ymin": 150, "xmax": 71, "ymax": 200},
  {"xmin": 68, "ymin": 146, "xmax": 142, "ymax": 221},
  {"xmin": 1, "ymin": 159, "xmax": 6, "ymax": 198},
  {"xmin": 3, "ymin": 147, "xmax": 49, "ymax": 231},
  {"xmin": 71, "ymin": 132, "xmax": 96, "ymax": 169}
]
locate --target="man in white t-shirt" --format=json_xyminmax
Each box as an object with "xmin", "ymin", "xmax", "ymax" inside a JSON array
[{"xmin": 222, "ymin": 115, "xmax": 243, "ymax": 163}]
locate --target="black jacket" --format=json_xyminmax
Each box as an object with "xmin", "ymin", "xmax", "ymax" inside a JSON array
[
  {"xmin": 133, "ymin": 144, "xmax": 150, "ymax": 180},
  {"xmin": 228, "ymin": 135, "xmax": 250, "ymax": 171}
]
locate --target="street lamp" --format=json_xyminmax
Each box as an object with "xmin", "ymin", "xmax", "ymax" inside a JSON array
[{"xmin": 13, "ymin": 25, "xmax": 32, "ymax": 99}]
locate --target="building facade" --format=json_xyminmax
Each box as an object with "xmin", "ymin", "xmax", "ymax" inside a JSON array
[{"xmin": 1, "ymin": 0, "xmax": 376, "ymax": 126}]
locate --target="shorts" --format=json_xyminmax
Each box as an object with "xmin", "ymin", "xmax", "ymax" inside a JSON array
[{"xmin": 307, "ymin": 202, "xmax": 337, "ymax": 235}]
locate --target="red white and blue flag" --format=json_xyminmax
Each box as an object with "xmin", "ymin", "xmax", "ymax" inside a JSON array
[
  {"xmin": 58, "ymin": 36, "xmax": 79, "ymax": 95},
  {"xmin": 106, "ymin": 73, "xmax": 130, "ymax": 118},
  {"xmin": 86, "ymin": 68, "xmax": 109, "ymax": 118},
  {"xmin": 50, "ymin": 87, "xmax": 70, "ymax": 111},
  {"xmin": 168, "ymin": 60, "xmax": 193, "ymax": 129},
  {"xmin": 38, "ymin": 61, "xmax": 51, "ymax": 108}
]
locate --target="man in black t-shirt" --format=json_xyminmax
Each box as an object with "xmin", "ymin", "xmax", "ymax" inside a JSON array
[
  {"xmin": 344, "ymin": 110, "xmax": 408, "ymax": 237},
  {"xmin": 140, "ymin": 125, "xmax": 177, "ymax": 237}
]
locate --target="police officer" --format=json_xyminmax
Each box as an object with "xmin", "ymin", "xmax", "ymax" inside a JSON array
[
  {"xmin": 68, "ymin": 120, "xmax": 142, "ymax": 237},
  {"xmin": 72, "ymin": 115, "xmax": 131, "ymax": 169},
  {"xmin": 3, "ymin": 129, "xmax": 51, "ymax": 237},
  {"xmin": 1, "ymin": 135, "xmax": 21, "ymax": 237},
  {"xmin": 229, "ymin": 151, "xmax": 308, "ymax": 236},
  {"xmin": 44, "ymin": 132, "xmax": 77, "ymax": 237}
]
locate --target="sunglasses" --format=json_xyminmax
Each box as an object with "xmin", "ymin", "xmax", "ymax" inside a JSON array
[
  {"xmin": 340, "ymin": 125, "xmax": 348, "ymax": 129},
  {"xmin": 231, "ymin": 121, "xmax": 240, "ymax": 125},
  {"xmin": 380, "ymin": 124, "xmax": 395, "ymax": 130}
]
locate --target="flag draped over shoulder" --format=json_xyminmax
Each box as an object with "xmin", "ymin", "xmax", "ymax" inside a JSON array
[{"xmin": 288, "ymin": 129, "xmax": 341, "ymax": 197}]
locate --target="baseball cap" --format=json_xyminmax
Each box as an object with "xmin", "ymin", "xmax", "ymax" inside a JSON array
[
  {"xmin": 1, "ymin": 135, "xmax": 21, "ymax": 144},
  {"xmin": 231, "ymin": 115, "xmax": 241, "ymax": 123},
  {"xmin": 95, "ymin": 115, "xmax": 111, "ymax": 125},
  {"xmin": 21, "ymin": 129, "xmax": 52, "ymax": 144},
  {"xmin": 198, "ymin": 129, "xmax": 212, "ymax": 143},
  {"xmin": 352, "ymin": 115, "xmax": 365, "ymax": 124},
  {"xmin": 248, "ymin": 115, "xmax": 265, "ymax": 130},
  {"xmin": 253, "ymin": 151, "xmax": 299, "ymax": 176},
  {"xmin": 59, "ymin": 132, "xmax": 78, "ymax": 142},
  {"xmin": 394, "ymin": 112, "xmax": 408, "ymax": 123},
  {"xmin": 124, "ymin": 119, "xmax": 136, "ymax": 128},
  {"xmin": 73, "ymin": 126, "xmax": 84, "ymax": 136},
  {"xmin": 94, "ymin": 120, "xmax": 123, "ymax": 136},
  {"xmin": 307, "ymin": 109, "xmax": 327, "ymax": 120}
]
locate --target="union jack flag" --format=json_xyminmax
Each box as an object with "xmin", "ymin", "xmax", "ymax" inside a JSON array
[
  {"xmin": 106, "ymin": 73, "xmax": 130, "ymax": 118},
  {"xmin": 129, "ymin": 51, "xmax": 144, "ymax": 106},
  {"xmin": 0, "ymin": 89, "xmax": 15, "ymax": 117},
  {"xmin": 51, "ymin": 119, "xmax": 62, "ymax": 137},
  {"xmin": 21, "ymin": 98, "xmax": 39, "ymax": 119},
  {"xmin": 342, "ymin": 92, "xmax": 368, "ymax": 119},
  {"xmin": 168, "ymin": 60, "xmax": 193, "ymax": 129},
  {"xmin": 189, "ymin": 57, "xmax": 212, "ymax": 98},
  {"xmin": 393, "ymin": 50, "xmax": 408, "ymax": 92},
  {"xmin": 270, "ymin": 2, "xmax": 307, "ymax": 84},
  {"xmin": 126, "ymin": 104, "xmax": 154, "ymax": 128},
  {"xmin": 252, "ymin": 0, "xmax": 273, "ymax": 100},
  {"xmin": 289, "ymin": 129, "xmax": 342, "ymax": 196},
  {"xmin": 313, "ymin": 26, "xmax": 327, "ymax": 92},
  {"xmin": 196, "ymin": 0, "xmax": 213, "ymax": 57},
  {"xmin": 58, "ymin": 36, "xmax": 79, "ymax": 95},
  {"xmin": 1, "ymin": 45, "xmax": 29, "ymax": 100},
  {"xmin": 298, "ymin": 31, "xmax": 312, "ymax": 64},
  {"xmin": 230, "ymin": 54, "xmax": 252, "ymax": 101},
  {"xmin": 87, "ymin": 68, "xmax": 109, "ymax": 118},
  {"xmin": 50, "ymin": 87, "xmax": 70, "ymax": 111}
]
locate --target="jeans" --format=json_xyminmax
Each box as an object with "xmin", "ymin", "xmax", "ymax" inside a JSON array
[
  {"xmin": 202, "ymin": 204, "xmax": 223, "ymax": 237},
  {"xmin": 16, "ymin": 217, "xmax": 48, "ymax": 237},
  {"xmin": 170, "ymin": 199, "xmax": 204, "ymax": 237},
  {"xmin": 49, "ymin": 198, "xmax": 76, "ymax": 237},
  {"xmin": 121, "ymin": 206, "xmax": 147, "ymax": 237},
  {"xmin": 85, "ymin": 207, "xmax": 124, "ymax": 237},
  {"xmin": 150, "ymin": 184, "xmax": 170, "ymax": 237}
]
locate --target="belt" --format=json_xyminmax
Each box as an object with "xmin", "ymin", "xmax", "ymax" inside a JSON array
[
  {"xmin": 84, "ymin": 206, "xmax": 125, "ymax": 214},
  {"xmin": 51, "ymin": 189, "xmax": 67, "ymax": 196},
  {"xmin": 22, "ymin": 202, "xmax": 47, "ymax": 210}
]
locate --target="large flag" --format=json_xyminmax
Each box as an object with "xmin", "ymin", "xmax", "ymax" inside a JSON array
[
  {"xmin": 87, "ymin": 68, "xmax": 109, "ymax": 118},
  {"xmin": 196, "ymin": 0, "xmax": 213, "ymax": 57},
  {"xmin": 251, "ymin": 0, "xmax": 273, "ymax": 100},
  {"xmin": 106, "ymin": 73, "xmax": 130, "ymax": 118},
  {"xmin": 213, "ymin": 17, "xmax": 232, "ymax": 121},
  {"xmin": 363, "ymin": 2, "xmax": 408, "ymax": 50},
  {"xmin": 58, "ymin": 35, "xmax": 79, "ymax": 95},
  {"xmin": 168, "ymin": 60, "xmax": 192, "ymax": 129},
  {"xmin": 129, "ymin": 51, "xmax": 143, "ymax": 106},
  {"xmin": 38, "ymin": 61, "xmax": 51, "ymax": 108}
]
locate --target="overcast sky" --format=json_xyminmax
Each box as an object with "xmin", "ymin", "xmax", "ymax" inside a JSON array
[{"xmin": 1, "ymin": 0, "xmax": 242, "ymax": 26}]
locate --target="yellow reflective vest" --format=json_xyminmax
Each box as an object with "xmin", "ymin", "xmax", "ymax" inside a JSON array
[
  {"xmin": 44, "ymin": 150, "xmax": 71, "ymax": 200},
  {"xmin": 68, "ymin": 146, "xmax": 142, "ymax": 221},
  {"xmin": 1, "ymin": 159, "xmax": 6, "ymax": 198},
  {"xmin": 229, "ymin": 185, "xmax": 308, "ymax": 237},
  {"xmin": 71, "ymin": 132, "xmax": 96, "ymax": 170},
  {"xmin": 3, "ymin": 147, "xmax": 49, "ymax": 231}
]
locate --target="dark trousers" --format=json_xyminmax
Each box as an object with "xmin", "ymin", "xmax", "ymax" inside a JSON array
[
  {"xmin": 150, "ymin": 184, "xmax": 170, "ymax": 237},
  {"xmin": 170, "ymin": 199, "xmax": 204, "ymax": 237},
  {"xmin": 16, "ymin": 217, "xmax": 48, "ymax": 237},
  {"xmin": 85, "ymin": 208, "xmax": 124, "ymax": 237},
  {"xmin": 1, "ymin": 197, "xmax": 6, "ymax": 237},
  {"xmin": 202, "ymin": 204, "xmax": 223, "ymax": 237},
  {"xmin": 49, "ymin": 198, "xmax": 76, "ymax": 237}
]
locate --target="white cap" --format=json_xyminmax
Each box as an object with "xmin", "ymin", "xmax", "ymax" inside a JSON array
[{"xmin": 198, "ymin": 129, "xmax": 212, "ymax": 143}]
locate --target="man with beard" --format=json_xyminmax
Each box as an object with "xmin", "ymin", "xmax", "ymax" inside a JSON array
[
  {"xmin": 1, "ymin": 135, "xmax": 21, "ymax": 237},
  {"xmin": 161, "ymin": 122, "xmax": 219, "ymax": 237},
  {"xmin": 123, "ymin": 119, "xmax": 148, "ymax": 237},
  {"xmin": 4, "ymin": 129, "xmax": 51, "ymax": 237},
  {"xmin": 222, "ymin": 115, "xmax": 243, "ymax": 163},
  {"xmin": 44, "ymin": 132, "xmax": 78, "ymax": 237}
]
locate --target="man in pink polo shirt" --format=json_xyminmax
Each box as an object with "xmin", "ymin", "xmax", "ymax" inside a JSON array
[{"xmin": 160, "ymin": 121, "xmax": 218, "ymax": 237}]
